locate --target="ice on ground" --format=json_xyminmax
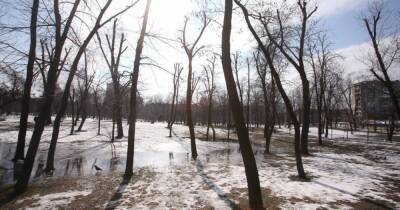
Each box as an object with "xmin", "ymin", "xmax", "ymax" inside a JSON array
[
  {"xmin": 21, "ymin": 190, "xmax": 92, "ymax": 210},
  {"xmin": 1, "ymin": 116, "xmax": 399, "ymax": 209}
]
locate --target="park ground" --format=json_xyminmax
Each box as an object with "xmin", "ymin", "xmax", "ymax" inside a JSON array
[{"xmin": 0, "ymin": 116, "xmax": 399, "ymax": 209}]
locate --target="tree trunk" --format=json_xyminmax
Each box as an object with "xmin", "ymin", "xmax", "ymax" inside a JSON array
[
  {"xmin": 70, "ymin": 89, "xmax": 75, "ymax": 135},
  {"xmin": 325, "ymin": 112, "xmax": 329, "ymax": 138},
  {"xmin": 42, "ymin": 0, "xmax": 114, "ymax": 176},
  {"xmin": 246, "ymin": 59, "xmax": 250, "ymax": 129},
  {"xmin": 300, "ymin": 78, "xmax": 311, "ymax": 155},
  {"xmin": 44, "ymin": 114, "xmax": 62, "ymax": 173},
  {"xmin": 77, "ymin": 89, "xmax": 88, "ymax": 131},
  {"xmin": 14, "ymin": 0, "xmax": 81, "ymax": 193},
  {"xmin": 206, "ymin": 92, "xmax": 213, "ymax": 141},
  {"xmin": 317, "ymin": 106, "xmax": 322, "ymax": 144},
  {"xmin": 14, "ymin": 0, "xmax": 39, "ymax": 162},
  {"xmin": 113, "ymin": 86, "xmax": 124, "ymax": 138},
  {"xmin": 125, "ymin": 0, "xmax": 151, "ymax": 177},
  {"xmin": 168, "ymin": 84, "xmax": 177, "ymax": 128},
  {"xmin": 74, "ymin": 101, "xmax": 81, "ymax": 126},
  {"xmin": 186, "ymin": 57, "xmax": 198, "ymax": 158},
  {"xmin": 111, "ymin": 109, "xmax": 115, "ymax": 142},
  {"xmin": 97, "ymin": 110, "xmax": 101, "ymax": 135},
  {"xmin": 235, "ymin": 0, "xmax": 307, "ymax": 179},
  {"xmin": 222, "ymin": 1, "xmax": 263, "ymax": 207},
  {"xmin": 387, "ymin": 112, "xmax": 395, "ymax": 142}
]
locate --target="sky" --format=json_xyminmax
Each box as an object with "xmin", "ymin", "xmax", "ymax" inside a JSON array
[
  {"xmin": 133, "ymin": 0, "xmax": 400, "ymax": 98},
  {"xmin": 1, "ymin": 0, "xmax": 400, "ymax": 100}
]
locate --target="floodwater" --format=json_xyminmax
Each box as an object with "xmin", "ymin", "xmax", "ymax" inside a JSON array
[{"xmin": 0, "ymin": 129, "xmax": 292, "ymax": 188}]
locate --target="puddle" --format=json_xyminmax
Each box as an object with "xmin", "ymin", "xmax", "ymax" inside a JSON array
[{"xmin": 0, "ymin": 133, "xmax": 294, "ymax": 188}]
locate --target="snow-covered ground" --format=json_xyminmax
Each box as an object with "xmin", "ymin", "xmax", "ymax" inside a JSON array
[{"xmin": 0, "ymin": 116, "xmax": 399, "ymax": 209}]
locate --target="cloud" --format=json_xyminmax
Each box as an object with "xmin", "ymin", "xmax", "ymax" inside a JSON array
[
  {"xmin": 336, "ymin": 41, "xmax": 371, "ymax": 78},
  {"xmin": 315, "ymin": 0, "xmax": 367, "ymax": 17},
  {"xmin": 335, "ymin": 37, "xmax": 400, "ymax": 81}
]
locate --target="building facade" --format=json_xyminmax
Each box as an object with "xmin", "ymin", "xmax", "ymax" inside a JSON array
[{"xmin": 353, "ymin": 80, "xmax": 400, "ymax": 121}]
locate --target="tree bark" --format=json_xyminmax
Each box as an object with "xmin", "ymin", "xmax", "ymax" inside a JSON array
[
  {"xmin": 125, "ymin": 0, "xmax": 151, "ymax": 177},
  {"xmin": 70, "ymin": 88, "xmax": 75, "ymax": 135},
  {"xmin": 14, "ymin": 0, "xmax": 81, "ymax": 194},
  {"xmin": 113, "ymin": 84, "xmax": 124, "ymax": 138},
  {"xmin": 364, "ymin": 16, "xmax": 400, "ymax": 120},
  {"xmin": 43, "ymin": 0, "xmax": 117, "ymax": 174},
  {"xmin": 235, "ymin": 0, "xmax": 307, "ymax": 179},
  {"xmin": 222, "ymin": 0, "xmax": 264, "ymax": 208},
  {"xmin": 186, "ymin": 57, "xmax": 198, "ymax": 158},
  {"xmin": 14, "ymin": 0, "xmax": 39, "ymax": 162},
  {"xmin": 300, "ymin": 78, "xmax": 311, "ymax": 154}
]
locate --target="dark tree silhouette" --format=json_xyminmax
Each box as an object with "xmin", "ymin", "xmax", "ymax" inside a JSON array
[
  {"xmin": 14, "ymin": 0, "xmax": 82, "ymax": 194},
  {"xmin": 180, "ymin": 12, "xmax": 210, "ymax": 159},
  {"xmin": 125, "ymin": 0, "xmax": 151, "ymax": 177},
  {"xmin": 167, "ymin": 63, "xmax": 183, "ymax": 137},
  {"xmin": 14, "ymin": 0, "xmax": 39, "ymax": 162},
  {"xmin": 254, "ymin": 51, "xmax": 276, "ymax": 153},
  {"xmin": 97, "ymin": 19, "xmax": 128, "ymax": 139},
  {"xmin": 264, "ymin": 0, "xmax": 317, "ymax": 155},
  {"xmin": 44, "ymin": 0, "xmax": 135, "ymax": 175},
  {"xmin": 363, "ymin": 2, "xmax": 400, "ymax": 120},
  {"xmin": 203, "ymin": 56, "xmax": 216, "ymax": 141},
  {"xmin": 235, "ymin": 0, "xmax": 307, "ymax": 179},
  {"xmin": 222, "ymin": 0, "xmax": 264, "ymax": 208}
]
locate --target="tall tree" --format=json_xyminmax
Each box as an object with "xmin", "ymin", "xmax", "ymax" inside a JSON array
[
  {"xmin": 363, "ymin": 2, "xmax": 400, "ymax": 120},
  {"xmin": 167, "ymin": 63, "xmax": 183, "ymax": 137},
  {"xmin": 340, "ymin": 78, "xmax": 357, "ymax": 133},
  {"xmin": 96, "ymin": 19, "xmax": 128, "ymax": 139},
  {"xmin": 76, "ymin": 52, "xmax": 95, "ymax": 131},
  {"xmin": 221, "ymin": 0, "xmax": 264, "ymax": 208},
  {"xmin": 43, "ymin": 0, "xmax": 135, "ymax": 175},
  {"xmin": 254, "ymin": 51, "xmax": 276, "ymax": 153},
  {"xmin": 264, "ymin": 0, "xmax": 317, "ymax": 155},
  {"xmin": 14, "ymin": 0, "xmax": 82, "ymax": 194},
  {"xmin": 246, "ymin": 58, "xmax": 251, "ymax": 129},
  {"xmin": 14, "ymin": 0, "xmax": 40, "ymax": 162},
  {"xmin": 203, "ymin": 56, "xmax": 216, "ymax": 141},
  {"xmin": 235, "ymin": 0, "xmax": 307, "ymax": 179},
  {"xmin": 125, "ymin": 0, "xmax": 151, "ymax": 177},
  {"xmin": 233, "ymin": 52, "xmax": 244, "ymax": 106},
  {"xmin": 180, "ymin": 12, "xmax": 210, "ymax": 159},
  {"xmin": 69, "ymin": 87, "xmax": 76, "ymax": 135},
  {"xmin": 308, "ymin": 33, "xmax": 336, "ymax": 144}
]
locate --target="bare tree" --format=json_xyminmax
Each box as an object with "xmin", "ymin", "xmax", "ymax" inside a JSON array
[
  {"xmin": 180, "ymin": 12, "xmax": 210, "ymax": 159},
  {"xmin": 363, "ymin": 2, "xmax": 400, "ymax": 120},
  {"xmin": 308, "ymin": 32, "xmax": 337, "ymax": 144},
  {"xmin": 15, "ymin": 0, "xmax": 82, "ymax": 194},
  {"xmin": 222, "ymin": 0, "xmax": 263, "ymax": 208},
  {"xmin": 263, "ymin": 0, "xmax": 317, "ymax": 155},
  {"xmin": 69, "ymin": 87, "xmax": 76, "ymax": 135},
  {"xmin": 254, "ymin": 50, "xmax": 276, "ymax": 153},
  {"xmin": 167, "ymin": 63, "xmax": 183, "ymax": 137},
  {"xmin": 246, "ymin": 58, "xmax": 251, "ymax": 129},
  {"xmin": 76, "ymin": 52, "xmax": 95, "ymax": 131},
  {"xmin": 340, "ymin": 78, "xmax": 357, "ymax": 133},
  {"xmin": 92, "ymin": 74, "xmax": 107, "ymax": 135},
  {"xmin": 0, "ymin": 64, "xmax": 24, "ymax": 112},
  {"xmin": 203, "ymin": 56, "xmax": 216, "ymax": 141},
  {"xmin": 233, "ymin": 52, "xmax": 244, "ymax": 106},
  {"xmin": 235, "ymin": 0, "xmax": 307, "ymax": 179},
  {"xmin": 125, "ymin": 0, "xmax": 151, "ymax": 177},
  {"xmin": 14, "ymin": 0, "xmax": 39, "ymax": 162},
  {"xmin": 96, "ymin": 19, "xmax": 128, "ymax": 139},
  {"xmin": 44, "ymin": 0, "xmax": 136, "ymax": 175}
]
